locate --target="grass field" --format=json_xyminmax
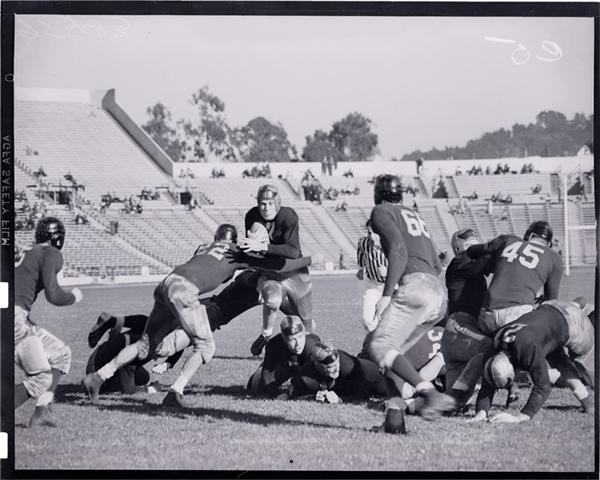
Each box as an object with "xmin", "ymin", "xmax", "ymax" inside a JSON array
[{"xmin": 14, "ymin": 268, "xmax": 597, "ymax": 473}]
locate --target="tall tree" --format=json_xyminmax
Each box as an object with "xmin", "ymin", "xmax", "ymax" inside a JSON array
[
  {"xmin": 302, "ymin": 129, "xmax": 341, "ymax": 163},
  {"xmin": 241, "ymin": 117, "xmax": 295, "ymax": 163},
  {"xmin": 141, "ymin": 103, "xmax": 182, "ymax": 161},
  {"xmin": 330, "ymin": 112, "xmax": 378, "ymax": 162}
]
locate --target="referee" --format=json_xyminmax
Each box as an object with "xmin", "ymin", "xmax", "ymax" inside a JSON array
[{"xmin": 356, "ymin": 220, "xmax": 388, "ymax": 331}]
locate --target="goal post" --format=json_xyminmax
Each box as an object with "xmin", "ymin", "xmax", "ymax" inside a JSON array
[{"xmin": 563, "ymin": 174, "xmax": 597, "ymax": 276}]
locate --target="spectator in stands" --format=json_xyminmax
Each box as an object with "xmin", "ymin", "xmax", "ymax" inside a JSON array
[
  {"xmin": 531, "ymin": 184, "xmax": 542, "ymax": 195},
  {"xmin": 486, "ymin": 198, "xmax": 493, "ymax": 216},
  {"xmin": 455, "ymin": 165, "xmax": 462, "ymax": 176},
  {"xmin": 36, "ymin": 166, "xmax": 47, "ymax": 178},
  {"xmin": 494, "ymin": 163, "xmax": 503, "ymax": 175},
  {"xmin": 485, "ymin": 165, "xmax": 491, "ymax": 175},
  {"xmin": 416, "ymin": 157, "xmax": 424, "ymax": 176},
  {"xmin": 75, "ymin": 213, "xmax": 89, "ymax": 225},
  {"xmin": 335, "ymin": 197, "xmax": 348, "ymax": 212},
  {"xmin": 64, "ymin": 171, "xmax": 75, "ymax": 184},
  {"xmin": 503, "ymin": 163, "xmax": 510, "ymax": 174},
  {"xmin": 338, "ymin": 250, "xmax": 345, "ymax": 270},
  {"xmin": 412, "ymin": 200, "xmax": 419, "ymax": 213},
  {"xmin": 343, "ymin": 169, "xmax": 354, "ymax": 179}
]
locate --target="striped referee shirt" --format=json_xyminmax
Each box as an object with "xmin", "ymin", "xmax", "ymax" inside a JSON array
[{"xmin": 357, "ymin": 236, "xmax": 388, "ymax": 283}]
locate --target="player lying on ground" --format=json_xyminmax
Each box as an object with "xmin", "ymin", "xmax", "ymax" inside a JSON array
[
  {"xmin": 82, "ymin": 224, "xmax": 311, "ymax": 408},
  {"xmin": 285, "ymin": 342, "xmax": 395, "ymax": 407},
  {"xmin": 472, "ymin": 299, "xmax": 595, "ymax": 423},
  {"xmin": 86, "ymin": 314, "xmax": 189, "ymax": 394},
  {"xmin": 365, "ymin": 174, "xmax": 455, "ymax": 434},
  {"xmin": 246, "ymin": 316, "xmax": 321, "ymax": 397},
  {"xmin": 239, "ymin": 184, "xmax": 315, "ymax": 356},
  {"xmin": 15, "ymin": 217, "xmax": 83, "ymax": 427},
  {"xmin": 358, "ymin": 325, "xmax": 446, "ymax": 415}
]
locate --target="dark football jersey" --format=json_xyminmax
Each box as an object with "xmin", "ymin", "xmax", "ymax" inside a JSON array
[
  {"xmin": 15, "ymin": 243, "xmax": 75, "ymax": 311},
  {"xmin": 445, "ymin": 253, "xmax": 494, "ymax": 316},
  {"xmin": 476, "ymin": 305, "xmax": 570, "ymax": 418},
  {"xmin": 370, "ymin": 203, "xmax": 442, "ymax": 296},
  {"xmin": 260, "ymin": 332, "xmax": 321, "ymax": 391},
  {"xmin": 467, "ymin": 234, "xmax": 562, "ymax": 309},
  {"xmin": 245, "ymin": 206, "xmax": 302, "ymax": 259},
  {"xmin": 290, "ymin": 350, "xmax": 389, "ymax": 399},
  {"xmin": 172, "ymin": 241, "xmax": 310, "ymax": 294}
]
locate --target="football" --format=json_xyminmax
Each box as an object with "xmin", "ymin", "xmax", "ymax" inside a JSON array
[{"xmin": 248, "ymin": 222, "xmax": 270, "ymax": 245}]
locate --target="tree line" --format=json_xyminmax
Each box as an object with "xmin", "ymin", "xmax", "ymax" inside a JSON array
[
  {"xmin": 141, "ymin": 86, "xmax": 379, "ymax": 163},
  {"xmin": 398, "ymin": 111, "xmax": 593, "ymax": 162},
  {"xmin": 142, "ymin": 87, "xmax": 592, "ymax": 163}
]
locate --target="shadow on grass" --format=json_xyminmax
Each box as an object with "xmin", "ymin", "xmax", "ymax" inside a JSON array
[
  {"xmin": 213, "ymin": 354, "xmax": 262, "ymax": 361},
  {"xmin": 56, "ymin": 382, "xmax": 362, "ymax": 431}
]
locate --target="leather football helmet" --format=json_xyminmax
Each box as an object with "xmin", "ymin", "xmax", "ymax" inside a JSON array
[
  {"xmin": 35, "ymin": 217, "xmax": 66, "ymax": 250},
  {"xmin": 374, "ymin": 174, "xmax": 403, "ymax": 205},
  {"xmin": 524, "ymin": 221, "xmax": 553, "ymax": 245}
]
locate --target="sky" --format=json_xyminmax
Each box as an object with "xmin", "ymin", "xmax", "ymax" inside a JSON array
[{"xmin": 13, "ymin": 13, "xmax": 595, "ymax": 159}]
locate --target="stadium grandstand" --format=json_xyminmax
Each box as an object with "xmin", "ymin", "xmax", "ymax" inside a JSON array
[{"xmin": 14, "ymin": 88, "xmax": 595, "ymax": 283}]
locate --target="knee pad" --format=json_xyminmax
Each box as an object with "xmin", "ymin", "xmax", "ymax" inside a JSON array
[
  {"xmin": 191, "ymin": 336, "xmax": 216, "ymax": 364},
  {"xmin": 49, "ymin": 344, "xmax": 71, "ymax": 375},
  {"xmin": 23, "ymin": 370, "xmax": 52, "ymax": 399},
  {"xmin": 15, "ymin": 335, "xmax": 51, "ymax": 375},
  {"xmin": 261, "ymin": 281, "xmax": 284, "ymax": 310},
  {"xmin": 155, "ymin": 329, "xmax": 190, "ymax": 358},
  {"xmin": 367, "ymin": 335, "xmax": 398, "ymax": 369}
]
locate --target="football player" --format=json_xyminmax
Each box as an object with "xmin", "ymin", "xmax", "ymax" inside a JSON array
[
  {"xmin": 82, "ymin": 224, "xmax": 311, "ymax": 408},
  {"xmin": 246, "ymin": 316, "xmax": 321, "ymax": 397},
  {"xmin": 442, "ymin": 229, "xmax": 496, "ymax": 409},
  {"xmin": 365, "ymin": 174, "xmax": 455, "ymax": 434},
  {"xmin": 466, "ymin": 220, "xmax": 563, "ymax": 334},
  {"xmin": 287, "ymin": 342, "xmax": 394, "ymax": 406},
  {"xmin": 15, "ymin": 217, "xmax": 83, "ymax": 427},
  {"xmin": 472, "ymin": 299, "xmax": 594, "ymax": 423},
  {"xmin": 238, "ymin": 184, "xmax": 315, "ymax": 356},
  {"xmin": 86, "ymin": 313, "xmax": 187, "ymax": 394}
]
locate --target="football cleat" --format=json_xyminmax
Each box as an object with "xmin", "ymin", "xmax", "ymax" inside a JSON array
[
  {"xmin": 417, "ymin": 388, "xmax": 456, "ymax": 421},
  {"xmin": 383, "ymin": 408, "xmax": 407, "ymax": 434},
  {"xmin": 162, "ymin": 390, "xmax": 194, "ymax": 409},
  {"xmin": 29, "ymin": 405, "xmax": 58, "ymax": 428},
  {"xmin": 88, "ymin": 312, "xmax": 113, "ymax": 348},
  {"xmin": 250, "ymin": 334, "xmax": 268, "ymax": 356},
  {"xmin": 82, "ymin": 372, "xmax": 104, "ymax": 404}
]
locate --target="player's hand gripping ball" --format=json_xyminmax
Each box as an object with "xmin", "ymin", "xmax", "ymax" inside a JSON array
[{"xmin": 239, "ymin": 222, "xmax": 270, "ymax": 254}]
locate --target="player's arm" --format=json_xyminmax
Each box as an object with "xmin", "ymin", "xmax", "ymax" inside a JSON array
[
  {"xmin": 230, "ymin": 247, "xmax": 311, "ymax": 273},
  {"xmin": 42, "ymin": 249, "xmax": 76, "ymax": 306},
  {"xmin": 370, "ymin": 208, "xmax": 407, "ymax": 297},
  {"xmin": 452, "ymin": 254, "xmax": 494, "ymax": 278},
  {"xmin": 266, "ymin": 210, "xmax": 301, "ymax": 259},
  {"xmin": 466, "ymin": 235, "xmax": 506, "ymax": 259},
  {"xmin": 518, "ymin": 345, "xmax": 552, "ymax": 419}
]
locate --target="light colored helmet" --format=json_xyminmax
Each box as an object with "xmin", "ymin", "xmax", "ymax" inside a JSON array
[{"xmin": 451, "ymin": 228, "xmax": 480, "ymax": 255}]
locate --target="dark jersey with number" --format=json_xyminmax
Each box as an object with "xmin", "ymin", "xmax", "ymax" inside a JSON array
[
  {"xmin": 245, "ymin": 206, "xmax": 302, "ymax": 259},
  {"xmin": 290, "ymin": 349, "xmax": 390, "ymax": 400},
  {"xmin": 173, "ymin": 241, "xmax": 310, "ymax": 294},
  {"xmin": 370, "ymin": 203, "xmax": 442, "ymax": 296},
  {"xmin": 476, "ymin": 304, "xmax": 570, "ymax": 418},
  {"xmin": 445, "ymin": 253, "xmax": 494, "ymax": 316},
  {"xmin": 467, "ymin": 234, "xmax": 562, "ymax": 310},
  {"xmin": 15, "ymin": 243, "xmax": 75, "ymax": 311},
  {"xmin": 359, "ymin": 325, "xmax": 444, "ymax": 368},
  {"xmin": 260, "ymin": 333, "xmax": 321, "ymax": 394}
]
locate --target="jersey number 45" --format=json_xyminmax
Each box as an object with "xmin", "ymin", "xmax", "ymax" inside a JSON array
[{"xmin": 501, "ymin": 241, "xmax": 545, "ymax": 269}]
